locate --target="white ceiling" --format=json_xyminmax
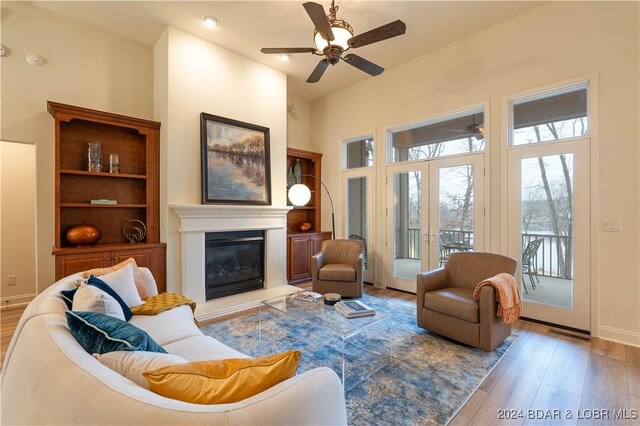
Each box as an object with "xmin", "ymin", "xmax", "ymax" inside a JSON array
[{"xmin": 33, "ymin": 1, "xmax": 544, "ymax": 101}]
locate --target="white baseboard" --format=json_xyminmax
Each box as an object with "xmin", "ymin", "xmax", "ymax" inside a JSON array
[
  {"xmin": 598, "ymin": 325, "xmax": 640, "ymax": 348},
  {"xmin": 1, "ymin": 293, "xmax": 36, "ymax": 308}
]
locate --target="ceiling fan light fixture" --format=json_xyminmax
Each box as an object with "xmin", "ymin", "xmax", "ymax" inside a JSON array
[
  {"xmin": 279, "ymin": 53, "xmax": 291, "ymax": 61},
  {"xmin": 314, "ymin": 23, "xmax": 353, "ymax": 51}
]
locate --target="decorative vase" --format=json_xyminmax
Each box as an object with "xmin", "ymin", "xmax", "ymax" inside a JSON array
[
  {"xmin": 287, "ymin": 167, "xmax": 296, "ymax": 189},
  {"xmin": 66, "ymin": 225, "xmax": 101, "ymax": 246},
  {"xmin": 293, "ymin": 158, "xmax": 302, "ymax": 184},
  {"xmin": 299, "ymin": 222, "xmax": 312, "ymax": 232}
]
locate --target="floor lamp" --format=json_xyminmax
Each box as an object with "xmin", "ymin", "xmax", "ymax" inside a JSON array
[{"xmin": 288, "ymin": 174, "xmax": 335, "ymax": 239}]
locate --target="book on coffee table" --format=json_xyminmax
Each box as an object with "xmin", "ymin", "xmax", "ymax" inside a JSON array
[
  {"xmin": 290, "ymin": 291, "xmax": 322, "ymax": 302},
  {"xmin": 335, "ymin": 300, "xmax": 375, "ymax": 318}
]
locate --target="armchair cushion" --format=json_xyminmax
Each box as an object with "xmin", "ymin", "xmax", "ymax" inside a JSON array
[
  {"xmin": 424, "ymin": 287, "xmax": 478, "ymax": 323},
  {"xmin": 318, "ymin": 264, "xmax": 356, "ymax": 282}
]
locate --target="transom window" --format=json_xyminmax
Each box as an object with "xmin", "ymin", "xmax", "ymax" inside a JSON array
[
  {"xmin": 344, "ymin": 137, "xmax": 374, "ymax": 169},
  {"xmin": 510, "ymin": 82, "xmax": 588, "ymax": 146},
  {"xmin": 388, "ymin": 109, "xmax": 485, "ymax": 163}
]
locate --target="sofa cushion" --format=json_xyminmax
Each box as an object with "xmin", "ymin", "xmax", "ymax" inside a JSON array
[
  {"xmin": 129, "ymin": 305, "xmax": 202, "ymax": 347},
  {"xmin": 66, "ymin": 311, "xmax": 166, "ymax": 355},
  {"xmin": 61, "ymin": 276, "xmax": 133, "ymax": 321},
  {"xmin": 92, "ymin": 263, "xmax": 143, "ymax": 308},
  {"xmin": 144, "ymin": 350, "xmax": 301, "ymax": 404},
  {"xmin": 83, "ymin": 257, "xmax": 150, "ymax": 300},
  {"xmin": 318, "ymin": 264, "xmax": 356, "ymax": 282},
  {"xmin": 163, "ymin": 334, "xmax": 249, "ymax": 362},
  {"xmin": 94, "ymin": 351, "xmax": 188, "ymax": 389},
  {"xmin": 424, "ymin": 287, "xmax": 479, "ymax": 323},
  {"xmin": 72, "ymin": 283, "xmax": 125, "ymax": 321}
]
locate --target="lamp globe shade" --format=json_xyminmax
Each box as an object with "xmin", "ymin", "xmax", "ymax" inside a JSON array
[{"xmin": 288, "ymin": 184, "xmax": 312, "ymax": 206}]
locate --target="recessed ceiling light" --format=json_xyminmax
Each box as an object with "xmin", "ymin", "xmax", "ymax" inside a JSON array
[
  {"xmin": 279, "ymin": 54, "xmax": 291, "ymax": 61},
  {"xmin": 203, "ymin": 15, "xmax": 219, "ymax": 28}
]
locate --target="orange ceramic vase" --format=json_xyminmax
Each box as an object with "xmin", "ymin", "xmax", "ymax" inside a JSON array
[
  {"xmin": 66, "ymin": 225, "xmax": 101, "ymax": 245},
  {"xmin": 298, "ymin": 222, "xmax": 312, "ymax": 232}
]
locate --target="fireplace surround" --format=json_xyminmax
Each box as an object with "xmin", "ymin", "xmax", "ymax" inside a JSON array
[{"xmin": 171, "ymin": 204, "xmax": 296, "ymax": 318}]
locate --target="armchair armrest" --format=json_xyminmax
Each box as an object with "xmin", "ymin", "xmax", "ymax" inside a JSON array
[
  {"xmin": 417, "ymin": 268, "xmax": 448, "ymax": 295},
  {"xmin": 311, "ymin": 251, "xmax": 326, "ymax": 281}
]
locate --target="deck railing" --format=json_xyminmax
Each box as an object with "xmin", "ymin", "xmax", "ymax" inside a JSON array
[
  {"xmin": 522, "ymin": 233, "xmax": 573, "ymax": 279},
  {"xmin": 401, "ymin": 228, "xmax": 573, "ymax": 279}
]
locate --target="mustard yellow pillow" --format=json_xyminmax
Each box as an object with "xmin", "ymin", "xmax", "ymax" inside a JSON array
[
  {"xmin": 82, "ymin": 258, "xmax": 149, "ymax": 300},
  {"xmin": 143, "ymin": 350, "xmax": 301, "ymax": 404}
]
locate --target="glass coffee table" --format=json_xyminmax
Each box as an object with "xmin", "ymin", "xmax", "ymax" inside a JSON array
[{"xmin": 260, "ymin": 294, "xmax": 389, "ymax": 386}]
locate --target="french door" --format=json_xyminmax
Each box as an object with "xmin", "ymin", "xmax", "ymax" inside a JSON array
[
  {"xmin": 386, "ymin": 154, "xmax": 485, "ymax": 292},
  {"xmin": 507, "ymin": 139, "xmax": 590, "ymax": 331}
]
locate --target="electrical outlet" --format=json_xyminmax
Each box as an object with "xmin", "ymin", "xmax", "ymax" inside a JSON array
[{"xmin": 7, "ymin": 275, "xmax": 16, "ymax": 286}]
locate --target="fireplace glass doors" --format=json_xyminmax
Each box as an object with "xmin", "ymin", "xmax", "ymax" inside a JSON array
[{"xmin": 205, "ymin": 230, "xmax": 265, "ymax": 300}]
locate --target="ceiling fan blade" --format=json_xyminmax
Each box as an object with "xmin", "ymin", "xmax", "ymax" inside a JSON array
[
  {"xmin": 347, "ymin": 20, "xmax": 407, "ymax": 49},
  {"xmin": 261, "ymin": 48, "xmax": 317, "ymax": 54},
  {"xmin": 307, "ymin": 59, "xmax": 329, "ymax": 83},
  {"xmin": 343, "ymin": 54, "xmax": 384, "ymax": 76},
  {"xmin": 303, "ymin": 2, "xmax": 334, "ymax": 42}
]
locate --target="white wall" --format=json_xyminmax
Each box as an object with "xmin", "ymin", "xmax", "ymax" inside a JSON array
[
  {"xmin": 311, "ymin": 2, "xmax": 639, "ymax": 345},
  {"xmin": 154, "ymin": 27, "xmax": 288, "ymax": 293},
  {"xmin": 0, "ymin": 142, "xmax": 37, "ymax": 305},
  {"xmin": 0, "ymin": 1, "xmax": 154, "ymax": 293},
  {"xmin": 287, "ymin": 94, "xmax": 317, "ymax": 152}
]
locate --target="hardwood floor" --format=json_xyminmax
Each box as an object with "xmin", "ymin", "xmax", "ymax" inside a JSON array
[{"xmin": 2, "ymin": 285, "xmax": 638, "ymax": 425}]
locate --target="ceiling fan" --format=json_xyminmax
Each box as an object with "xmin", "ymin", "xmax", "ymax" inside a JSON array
[
  {"xmin": 447, "ymin": 115, "xmax": 485, "ymax": 140},
  {"xmin": 261, "ymin": 1, "xmax": 406, "ymax": 83}
]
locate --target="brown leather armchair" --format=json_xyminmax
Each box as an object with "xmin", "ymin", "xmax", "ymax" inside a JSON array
[
  {"xmin": 312, "ymin": 239, "xmax": 364, "ymax": 297},
  {"xmin": 417, "ymin": 251, "xmax": 518, "ymax": 351}
]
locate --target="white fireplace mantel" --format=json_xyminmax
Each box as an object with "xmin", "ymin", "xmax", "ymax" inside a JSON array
[{"xmin": 170, "ymin": 204, "xmax": 296, "ymax": 319}]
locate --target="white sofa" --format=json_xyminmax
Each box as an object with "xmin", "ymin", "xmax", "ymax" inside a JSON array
[{"xmin": 1, "ymin": 269, "xmax": 347, "ymax": 425}]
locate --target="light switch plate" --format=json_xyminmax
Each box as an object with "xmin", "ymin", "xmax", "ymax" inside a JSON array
[{"xmin": 604, "ymin": 219, "xmax": 622, "ymax": 232}]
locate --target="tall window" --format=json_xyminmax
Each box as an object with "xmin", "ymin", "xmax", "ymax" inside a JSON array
[
  {"xmin": 511, "ymin": 82, "xmax": 588, "ymax": 145},
  {"xmin": 389, "ymin": 109, "xmax": 485, "ymax": 163}
]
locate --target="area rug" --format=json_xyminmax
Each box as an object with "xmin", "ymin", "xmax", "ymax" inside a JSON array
[{"xmin": 201, "ymin": 295, "xmax": 516, "ymax": 425}]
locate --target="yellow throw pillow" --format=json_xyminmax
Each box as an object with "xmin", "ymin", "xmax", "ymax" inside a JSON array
[
  {"xmin": 82, "ymin": 258, "xmax": 149, "ymax": 300},
  {"xmin": 143, "ymin": 350, "xmax": 301, "ymax": 404}
]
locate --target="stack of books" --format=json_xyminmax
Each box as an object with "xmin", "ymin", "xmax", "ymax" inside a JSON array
[{"xmin": 335, "ymin": 300, "xmax": 375, "ymax": 318}]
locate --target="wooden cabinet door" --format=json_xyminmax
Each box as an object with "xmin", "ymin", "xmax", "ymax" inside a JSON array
[
  {"xmin": 289, "ymin": 235, "xmax": 311, "ymax": 281},
  {"xmin": 55, "ymin": 251, "xmax": 111, "ymax": 281}
]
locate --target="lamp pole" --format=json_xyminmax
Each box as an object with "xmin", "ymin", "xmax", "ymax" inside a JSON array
[{"xmin": 299, "ymin": 174, "xmax": 335, "ymax": 239}]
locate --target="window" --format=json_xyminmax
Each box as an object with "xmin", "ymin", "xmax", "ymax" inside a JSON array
[
  {"xmin": 389, "ymin": 109, "xmax": 484, "ymax": 163},
  {"xmin": 511, "ymin": 82, "xmax": 588, "ymax": 146},
  {"xmin": 344, "ymin": 137, "xmax": 373, "ymax": 169}
]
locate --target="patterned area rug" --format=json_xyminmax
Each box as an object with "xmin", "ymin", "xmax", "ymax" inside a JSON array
[{"xmin": 201, "ymin": 294, "xmax": 516, "ymax": 425}]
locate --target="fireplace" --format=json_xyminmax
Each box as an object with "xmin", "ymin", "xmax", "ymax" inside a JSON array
[{"xmin": 205, "ymin": 230, "xmax": 265, "ymax": 300}]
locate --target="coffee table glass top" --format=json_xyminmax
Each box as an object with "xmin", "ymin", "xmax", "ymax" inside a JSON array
[{"xmin": 262, "ymin": 294, "xmax": 389, "ymax": 339}]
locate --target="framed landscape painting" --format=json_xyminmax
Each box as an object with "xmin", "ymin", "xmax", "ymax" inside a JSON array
[{"xmin": 200, "ymin": 113, "xmax": 271, "ymax": 205}]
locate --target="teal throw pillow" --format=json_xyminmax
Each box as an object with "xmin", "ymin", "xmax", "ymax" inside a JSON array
[
  {"xmin": 60, "ymin": 275, "xmax": 132, "ymax": 321},
  {"xmin": 66, "ymin": 311, "xmax": 166, "ymax": 355}
]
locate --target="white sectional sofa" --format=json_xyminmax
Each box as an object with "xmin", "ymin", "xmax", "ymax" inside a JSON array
[{"xmin": 1, "ymin": 268, "xmax": 347, "ymax": 425}]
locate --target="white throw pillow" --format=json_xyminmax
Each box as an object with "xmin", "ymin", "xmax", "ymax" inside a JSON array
[
  {"xmin": 72, "ymin": 284, "xmax": 125, "ymax": 321},
  {"xmin": 93, "ymin": 351, "xmax": 188, "ymax": 389},
  {"xmin": 97, "ymin": 262, "xmax": 143, "ymax": 308}
]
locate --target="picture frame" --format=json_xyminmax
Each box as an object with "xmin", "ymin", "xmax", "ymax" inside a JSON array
[{"xmin": 200, "ymin": 113, "xmax": 271, "ymax": 205}]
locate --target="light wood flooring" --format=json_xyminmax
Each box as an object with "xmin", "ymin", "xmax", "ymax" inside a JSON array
[{"xmin": 2, "ymin": 285, "xmax": 638, "ymax": 425}]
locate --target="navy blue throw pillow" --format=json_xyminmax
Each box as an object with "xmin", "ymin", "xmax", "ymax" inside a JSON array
[
  {"xmin": 60, "ymin": 288, "xmax": 78, "ymax": 309},
  {"xmin": 66, "ymin": 311, "xmax": 166, "ymax": 355},
  {"xmin": 59, "ymin": 275, "xmax": 132, "ymax": 321}
]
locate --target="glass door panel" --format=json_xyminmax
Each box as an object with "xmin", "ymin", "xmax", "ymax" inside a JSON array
[
  {"xmin": 346, "ymin": 176, "xmax": 373, "ymax": 282},
  {"xmin": 392, "ymin": 170, "xmax": 423, "ymax": 282},
  {"xmin": 520, "ymin": 154, "xmax": 574, "ymax": 308}
]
